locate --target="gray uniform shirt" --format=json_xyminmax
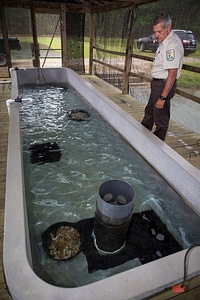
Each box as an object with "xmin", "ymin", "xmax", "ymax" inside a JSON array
[{"xmin": 151, "ymin": 30, "xmax": 184, "ymax": 79}]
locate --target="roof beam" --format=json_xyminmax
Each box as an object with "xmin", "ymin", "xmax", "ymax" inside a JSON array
[{"xmin": 2, "ymin": 0, "xmax": 159, "ymax": 14}]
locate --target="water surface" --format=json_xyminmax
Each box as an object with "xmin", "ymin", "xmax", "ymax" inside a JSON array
[{"xmin": 20, "ymin": 84, "xmax": 200, "ymax": 287}]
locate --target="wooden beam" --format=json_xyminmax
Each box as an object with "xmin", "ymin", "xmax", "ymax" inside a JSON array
[
  {"xmin": 93, "ymin": 45, "xmax": 126, "ymax": 57},
  {"xmin": 0, "ymin": 1, "xmax": 12, "ymax": 68},
  {"xmin": 2, "ymin": 0, "xmax": 160, "ymax": 14},
  {"xmin": 92, "ymin": 1, "xmax": 136, "ymax": 13},
  {"xmin": 30, "ymin": 3, "xmax": 40, "ymax": 67},
  {"xmin": 89, "ymin": 12, "xmax": 94, "ymax": 74},
  {"xmin": 93, "ymin": 59, "xmax": 124, "ymax": 73},
  {"xmin": 122, "ymin": 5, "xmax": 137, "ymax": 94},
  {"xmin": 61, "ymin": 5, "xmax": 67, "ymax": 67},
  {"xmin": 182, "ymin": 64, "xmax": 200, "ymax": 74},
  {"xmin": 3, "ymin": 1, "xmax": 90, "ymax": 13},
  {"xmin": 176, "ymin": 88, "xmax": 200, "ymax": 104}
]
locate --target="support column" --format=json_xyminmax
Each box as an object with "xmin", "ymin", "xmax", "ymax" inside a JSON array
[
  {"xmin": 89, "ymin": 11, "xmax": 94, "ymax": 75},
  {"xmin": 0, "ymin": 1, "xmax": 12, "ymax": 69},
  {"xmin": 30, "ymin": 3, "xmax": 40, "ymax": 67},
  {"xmin": 61, "ymin": 5, "xmax": 67, "ymax": 67},
  {"xmin": 122, "ymin": 5, "xmax": 137, "ymax": 94}
]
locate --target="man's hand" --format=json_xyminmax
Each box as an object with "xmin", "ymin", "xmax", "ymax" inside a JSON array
[{"xmin": 156, "ymin": 98, "xmax": 165, "ymax": 109}]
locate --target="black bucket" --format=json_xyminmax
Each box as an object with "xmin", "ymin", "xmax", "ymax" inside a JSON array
[{"xmin": 94, "ymin": 180, "xmax": 135, "ymax": 253}]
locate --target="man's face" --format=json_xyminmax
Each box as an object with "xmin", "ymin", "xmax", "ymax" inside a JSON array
[{"xmin": 153, "ymin": 22, "xmax": 171, "ymax": 43}]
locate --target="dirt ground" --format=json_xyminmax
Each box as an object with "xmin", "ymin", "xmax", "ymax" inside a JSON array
[{"xmin": 0, "ymin": 66, "xmax": 10, "ymax": 78}]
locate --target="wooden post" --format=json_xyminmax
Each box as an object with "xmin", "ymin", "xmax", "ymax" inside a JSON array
[
  {"xmin": 0, "ymin": 1, "xmax": 12, "ymax": 69},
  {"xmin": 89, "ymin": 11, "xmax": 94, "ymax": 75},
  {"xmin": 61, "ymin": 5, "xmax": 67, "ymax": 67},
  {"xmin": 30, "ymin": 4, "xmax": 40, "ymax": 67},
  {"xmin": 122, "ymin": 5, "xmax": 137, "ymax": 94}
]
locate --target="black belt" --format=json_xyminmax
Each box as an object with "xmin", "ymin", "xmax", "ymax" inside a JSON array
[{"xmin": 152, "ymin": 78, "xmax": 166, "ymax": 81}]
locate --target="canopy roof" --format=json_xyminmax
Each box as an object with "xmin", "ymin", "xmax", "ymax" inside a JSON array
[{"xmin": 3, "ymin": 0, "xmax": 158, "ymax": 13}]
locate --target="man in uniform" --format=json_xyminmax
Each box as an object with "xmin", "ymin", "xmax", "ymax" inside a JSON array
[{"xmin": 141, "ymin": 13, "xmax": 184, "ymax": 141}]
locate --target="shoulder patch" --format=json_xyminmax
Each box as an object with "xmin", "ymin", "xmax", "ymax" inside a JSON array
[{"xmin": 166, "ymin": 49, "xmax": 175, "ymax": 61}]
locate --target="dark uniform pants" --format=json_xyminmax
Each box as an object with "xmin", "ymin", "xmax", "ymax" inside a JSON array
[{"xmin": 141, "ymin": 79, "xmax": 176, "ymax": 141}]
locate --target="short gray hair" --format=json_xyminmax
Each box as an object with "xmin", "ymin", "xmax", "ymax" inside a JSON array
[{"xmin": 153, "ymin": 13, "xmax": 172, "ymax": 29}]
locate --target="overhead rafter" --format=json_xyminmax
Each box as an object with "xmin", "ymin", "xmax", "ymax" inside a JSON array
[{"xmin": 2, "ymin": 0, "xmax": 159, "ymax": 14}]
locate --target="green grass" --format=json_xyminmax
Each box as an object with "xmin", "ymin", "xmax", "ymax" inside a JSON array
[
  {"xmin": 19, "ymin": 36, "xmax": 61, "ymax": 50},
  {"xmin": 178, "ymin": 70, "xmax": 200, "ymax": 88},
  {"xmin": 20, "ymin": 36, "xmax": 90, "ymax": 57}
]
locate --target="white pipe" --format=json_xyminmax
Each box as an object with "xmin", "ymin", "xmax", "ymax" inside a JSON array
[
  {"xmin": 0, "ymin": 81, "xmax": 11, "ymax": 84},
  {"xmin": 6, "ymin": 97, "xmax": 40, "ymax": 116},
  {"xmin": 6, "ymin": 99, "xmax": 15, "ymax": 116}
]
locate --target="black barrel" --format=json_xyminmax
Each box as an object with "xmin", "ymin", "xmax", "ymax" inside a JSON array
[{"xmin": 94, "ymin": 180, "xmax": 135, "ymax": 253}]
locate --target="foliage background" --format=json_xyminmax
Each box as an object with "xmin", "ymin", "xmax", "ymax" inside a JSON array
[
  {"xmin": 1, "ymin": 0, "xmax": 200, "ymax": 41},
  {"xmin": 134, "ymin": 0, "xmax": 200, "ymax": 40}
]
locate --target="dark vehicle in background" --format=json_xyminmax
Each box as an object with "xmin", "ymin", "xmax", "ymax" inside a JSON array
[
  {"xmin": 137, "ymin": 34, "xmax": 158, "ymax": 52},
  {"xmin": 0, "ymin": 37, "xmax": 21, "ymax": 67},
  {"xmin": 137, "ymin": 30, "xmax": 197, "ymax": 56},
  {"xmin": 173, "ymin": 30, "xmax": 196, "ymax": 56}
]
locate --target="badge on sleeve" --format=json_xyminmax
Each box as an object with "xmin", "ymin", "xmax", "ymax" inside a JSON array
[{"xmin": 166, "ymin": 49, "xmax": 175, "ymax": 61}]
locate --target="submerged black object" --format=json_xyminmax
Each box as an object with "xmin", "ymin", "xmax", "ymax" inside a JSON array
[
  {"xmin": 42, "ymin": 221, "xmax": 82, "ymax": 261},
  {"xmin": 94, "ymin": 180, "xmax": 135, "ymax": 252},
  {"xmin": 28, "ymin": 142, "xmax": 62, "ymax": 164},
  {"xmin": 68, "ymin": 109, "xmax": 91, "ymax": 121},
  {"xmin": 41, "ymin": 210, "xmax": 182, "ymax": 273},
  {"xmin": 94, "ymin": 213, "xmax": 131, "ymax": 253}
]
